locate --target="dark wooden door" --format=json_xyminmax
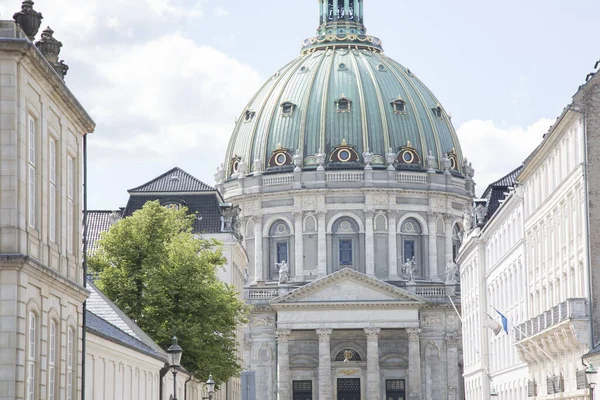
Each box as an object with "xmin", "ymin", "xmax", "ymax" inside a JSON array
[{"xmin": 337, "ymin": 378, "xmax": 361, "ymax": 400}]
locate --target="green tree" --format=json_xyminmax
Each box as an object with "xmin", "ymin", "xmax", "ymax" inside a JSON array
[{"xmin": 88, "ymin": 201, "xmax": 247, "ymax": 382}]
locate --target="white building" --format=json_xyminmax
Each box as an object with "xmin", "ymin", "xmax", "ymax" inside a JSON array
[
  {"xmin": 459, "ymin": 59, "xmax": 600, "ymax": 399},
  {"xmin": 0, "ymin": 11, "xmax": 94, "ymax": 400}
]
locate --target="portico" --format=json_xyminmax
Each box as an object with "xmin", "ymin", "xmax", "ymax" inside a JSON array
[{"xmin": 245, "ymin": 269, "xmax": 461, "ymax": 400}]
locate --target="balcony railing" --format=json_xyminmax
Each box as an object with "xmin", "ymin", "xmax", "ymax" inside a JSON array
[
  {"xmin": 514, "ymin": 298, "xmax": 588, "ymax": 341},
  {"xmin": 246, "ymin": 283, "xmax": 460, "ymax": 303}
]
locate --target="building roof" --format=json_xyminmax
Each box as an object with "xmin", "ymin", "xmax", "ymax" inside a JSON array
[
  {"xmin": 128, "ymin": 167, "xmax": 215, "ymax": 193},
  {"xmin": 481, "ymin": 165, "xmax": 523, "ymax": 221},
  {"xmin": 86, "ymin": 281, "xmax": 167, "ymax": 360},
  {"xmin": 223, "ymin": 3, "xmax": 464, "ymax": 179},
  {"xmin": 85, "ymin": 210, "xmax": 114, "ymax": 251}
]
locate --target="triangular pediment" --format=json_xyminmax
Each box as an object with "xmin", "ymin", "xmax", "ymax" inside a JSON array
[{"xmin": 270, "ymin": 268, "xmax": 426, "ymax": 306}]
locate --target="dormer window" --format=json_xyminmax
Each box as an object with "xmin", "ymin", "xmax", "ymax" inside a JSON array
[
  {"xmin": 433, "ymin": 106, "xmax": 443, "ymax": 118},
  {"xmin": 391, "ymin": 98, "xmax": 406, "ymax": 114},
  {"xmin": 244, "ymin": 110, "xmax": 256, "ymax": 122},
  {"xmin": 335, "ymin": 95, "xmax": 352, "ymax": 113},
  {"xmin": 280, "ymin": 102, "xmax": 296, "ymax": 117}
]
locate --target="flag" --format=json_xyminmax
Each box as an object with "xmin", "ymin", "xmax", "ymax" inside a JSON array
[
  {"xmin": 494, "ymin": 308, "xmax": 509, "ymax": 334},
  {"xmin": 485, "ymin": 313, "xmax": 502, "ymax": 336}
]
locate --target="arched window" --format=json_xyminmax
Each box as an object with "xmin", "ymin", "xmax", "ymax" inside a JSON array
[
  {"xmin": 269, "ymin": 220, "xmax": 291, "ymax": 280},
  {"xmin": 27, "ymin": 312, "xmax": 37, "ymax": 400},
  {"xmin": 452, "ymin": 224, "xmax": 463, "ymax": 261},
  {"xmin": 399, "ymin": 218, "xmax": 423, "ymax": 276},
  {"xmin": 67, "ymin": 327, "xmax": 75, "ymax": 400},
  {"xmin": 48, "ymin": 319, "xmax": 58, "ymax": 400},
  {"xmin": 332, "ymin": 218, "xmax": 360, "ymax": 273},
  {"xmin": 334, "ymin": 349, "xmax": 362, "ymax": 362}
]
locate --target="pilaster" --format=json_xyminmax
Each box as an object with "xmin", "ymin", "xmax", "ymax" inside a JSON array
[
  {"xmin": 317, "ymin": 328, "xmax": 333, "ymax": 400},
  {"xmin": 364, "ymin": 328, "xmax": 381, "ymax": 400},
  {"xmin": 253, "ymin": 216, "xmax": 264, "ymax": 283},
  {"xmin": 364, "ymin": 210, "xmax": 375, "ymax": 276},
  {"xmin": 317, "ymin": 212, "xmax": 327, "ymax": 277},
  {"xmin": 276, "ymin": 329, "xmax": 292, "ymax": 400},
  {"xmin": 427, "ymin": 212, "xmax": 438, "ymax": 280},
  {"xmin": 388, "ymin": 210, "xmax": 399, "ymax": 279},
  {"xmin": 444, "ymin": 214, "xmax": 454, "ymax": 268},
  {"xmin": 445, "ymin": 334, "xmax": 460, "ymax": 400},
  {"xmin": 293, "ymin": 212, "xmax": 304, "ymax": 281},
  {"xmin": 407, "ymin": 328, "xmax": 422, "ymax": 400}
]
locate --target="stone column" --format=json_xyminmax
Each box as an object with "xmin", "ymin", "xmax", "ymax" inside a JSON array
[
  {"xmin": 407, "ymin": 328, "xmax": 422, "ymax": 400},
  {"xmin": 444, "ymin": 214, "xmax": 454, "ymax": 266},
  {"xmin": 365, "ymin": 328, "xmax": 381, "ymax": 400},
  {"xmin": 254, "ymin": 216, "xmax": 264, "ymax": 283},
  {"xmin": 317, "ymin": 329, "xmax": 333, "ymax": 400},
  {"xmin": 445, "ymin": 334, "xmax": 460, "ymax": 400},
  {"xmin": 388, "ymin": 211, "xmax": 399, "ymax": 279},
  {"xmin": 365, "ymin": 210, "xmax": 375, "ymax": 276},
  {"xmin": 277, "ymin": 329, "xmax": 292, "ymax": 400},
  {"xmin": 317, "ymin": 211, "xmax": 327, "ymax": 277},
  {"xmin": 293, "ymin": 212, "xmax": 304, "ymax": 281}
]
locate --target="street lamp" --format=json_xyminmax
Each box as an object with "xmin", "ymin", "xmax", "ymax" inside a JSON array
[
  {"xmin": 166, "ymin": 336, "xmax": 183, "ymax": 400},
  {"xmin": 490, "ymin": 386, "xmax": 499, "ymax": 398},
  {"xmin": 586, "ymin": 362, "xmax": 599, "ymax": 400},
  {"xmin": 203, "ymin": 374, "xmax": 215, "ymax": 400}
]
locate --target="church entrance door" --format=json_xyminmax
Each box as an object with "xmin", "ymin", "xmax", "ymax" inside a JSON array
[{"xmin": 337, "ymin": 378, "xmax": 361, "ymax": 400}]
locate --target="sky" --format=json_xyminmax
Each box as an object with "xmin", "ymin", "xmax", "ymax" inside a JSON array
[{"xmin": 3, "ymin": 0, "xmax": 599, "ymax": 209}]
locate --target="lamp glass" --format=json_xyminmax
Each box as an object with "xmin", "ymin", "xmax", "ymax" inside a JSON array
[
  {"xmin": 206, "ymin": 373, "xmax": 216, "ymax": 393},
  {"xmin": 586, "ymin": 362, "xmax": 599, "ymax": 386},
  {"xmin": 166, "ymin": 336, "xmax": 183, "ymax": 368}
]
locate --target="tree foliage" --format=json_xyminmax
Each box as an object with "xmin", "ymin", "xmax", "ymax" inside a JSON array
[{"xmin": 88, "ymin": 201, "xmax": 247, "ymax": 382}]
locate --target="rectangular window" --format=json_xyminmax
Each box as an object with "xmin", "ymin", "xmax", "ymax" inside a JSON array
[
  {"xmin": 293, "ymin": 380, "xmax": 312, "ymax": 400},
  {"xmin": 276, "ymin": 242, "xmax": 288, "ymax": 263},
  {"xmin": 27, "ymin": 313, "xmax": 36, "ymax": 400},
  {"xmin": 49, "ymin": 320, "xmax": 56, "ymax": 400},
  {"xmin": 28, "ymin": 115, "xmax": 36, "ymax": 228},
  {"xmin": 67, "ymin": 157, "xmax": 74, "ymax": 253},
  {"xmin": 339, "ymin": 240, "xmax": 353, "ymax": 265},
  {"xmin": 67, "ymin": 327, "xmax": 74, "ymax": 400},
  {"xmin": 49, "ymin": 139, "xmax": 56, "ymax": 242},
  {"xmin": 403, "ymin": 239, "xmax": 415, "ymax": 261}
]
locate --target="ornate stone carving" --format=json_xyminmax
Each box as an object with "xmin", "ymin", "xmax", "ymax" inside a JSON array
[
  {"xmin": 406, "ymin": 328, "xmax": 421, "ymax": 341},
  {"xmin": 373, "ymin": 193, "xmax": 388, "ymax": 205},
  {"xmin": 214, "ymin": 163, "xmax": 225, "ymax": 184},
  {"xmin": 293, "ymin": 149, "xmax": 303, "ymax": 172},
  {"xmin": 445, "ymin": 258, "xmax": 458, "ymax": 284},
  {"xmin": 253, "ymin": 157, "xmax": 263, "ymax": 175},
  {"xmin": 316, "ymin": 148, "xmax": 326, "ymax": 171},
  {"xmin": 442, "ymin": 153, "xmax": 451, "ymax": 174},
  {"xmin": 254, "ymin": 316, "xmax": 275, "ymax": 328},
  {"xmin": 316, "ymin": 328, "xmax": 332, "ymax": 342},
  {"xmin": 426, "ymin": 150, "xmax": 436, "ymax": 173},
  {"xmin": 364, "ymin": 327, "xmax": 381, "ymax": 341},
  {"xmin": 35, "ymin": 27, "xmax": 69, "ymax": 79},
  {"xmin": 339, "ymin": 369, "xmax": 360, "ymax": 376},
  {"xmin": 421, "ymin": 315, "xmax": 441, "ymax": 326},
  {"xmin": 386, "ymin": 147, "xmax": 396, "ymax": 170},
  {"xmin": 425, "ymin": 341, "xmax": 440, "ymax": 360},
  {"xmin": 445, "ymin": 334, "xmax": 460, "ymax": 346},
  {"xmin": 257, "ymin": 343, "xmax": 272, "ymax": 362},
  {"xmin": 362, "ymin": 147, "xmax": 373, "ymax": 170},
  {"xmin": 276, "ymin": 329, "xmax": 292, "ymax": 342},
  {"xmin": 402, "ymin": 257, "xmax": 417, "ymax": 282},
  {"xmin": 13, "ymin": 0, "xmax": 43, "ymax": 41}
]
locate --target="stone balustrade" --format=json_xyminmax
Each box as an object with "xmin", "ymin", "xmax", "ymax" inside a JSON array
[{"xmin": 514, "ymin": 298, "xmax": 588, "ymax": 340}]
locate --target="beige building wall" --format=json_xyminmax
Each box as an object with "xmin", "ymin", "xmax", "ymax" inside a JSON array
[{"xmin": 0, "ymin": 20, "xmax": 94, "ymax": 400}]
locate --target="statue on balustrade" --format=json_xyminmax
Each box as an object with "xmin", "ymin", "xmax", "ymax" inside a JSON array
[
  {"xmin": 277, "ymin": 260, "xmax": 290, "ymax": 284},
  {"xmin": 403, "ymin": 257, "xmax": 417, "ymax": 283}
]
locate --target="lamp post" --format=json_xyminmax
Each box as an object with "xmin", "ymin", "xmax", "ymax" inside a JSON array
[
  {"xmin": 166, "ymin": 336, "xmax": 183, "ymax": 400},
  {"xmin": 586, "ymin": 362, "xmax": 599, "ymax": 400},
  {"xmin": 203, "ymin": 374, "xmax": 215, "ymax": 400}
]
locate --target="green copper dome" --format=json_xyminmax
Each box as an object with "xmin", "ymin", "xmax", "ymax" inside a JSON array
[{"xmin": 223, "ymin": 1, "xmax": 463, "ymax": 178}]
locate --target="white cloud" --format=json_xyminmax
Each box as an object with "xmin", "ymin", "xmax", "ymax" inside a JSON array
[
  {"xmin": 457, "ymin": 118, "xmax": 554, "ymax": 196},
  {"xmin": 213, "ymin": 6, "xmax": 230, "ymax": 17}
]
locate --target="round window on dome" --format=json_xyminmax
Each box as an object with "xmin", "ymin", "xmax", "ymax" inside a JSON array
[
  {"xmin": 232, "ymin": 160, "xmax": 240, "ymax": 173},
  {"xmin": 402, "ymin": 151, "xmax": 414, "ymax": 164},
  {"xmin": 339, "ymin": 150, "xmax": 351, "ymax": 162},
  {"xmin": 275, "ymin": 153, "xmax": 287, "ymax": 166},
  {"xmin": 338, "ymin": 63, "xmax": 347, "ymax": 71}
]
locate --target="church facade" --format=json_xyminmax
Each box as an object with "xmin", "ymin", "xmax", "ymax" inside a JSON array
[{"xmin": 216, "ymin": 1, "xmax": 474, "ymax": 399}]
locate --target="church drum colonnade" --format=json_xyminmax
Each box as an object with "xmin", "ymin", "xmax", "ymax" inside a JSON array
[{"xmin": 276, "ymin": 327, "xmax": 422, "ymax": 400}]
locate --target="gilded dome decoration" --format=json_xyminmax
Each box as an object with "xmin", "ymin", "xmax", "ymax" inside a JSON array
[
  {"xmin": 223, "ymin": 1, "xmax": 464, "ymax": 179},
  {"xmin": 268, "ymin": 145, "xmax": 293, "ymax": 169},
  {"xmin": 329, "ymin": 139, "xmax": 360, "ymax": 164}
]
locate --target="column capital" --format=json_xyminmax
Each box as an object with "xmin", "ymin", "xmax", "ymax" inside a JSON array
[
  {"xmin": 443, "ymin": 213, "xmax": 455, "ymax": 224},
  {"xmin": 316, "ymin": 328, "xmax": 332, "ymax": 342},
  {"xmin": 406, "ymin": 328, "xmax": 422, "ymax": 341},
  {"xmin": 445, "ymin": 333, "xmax": 460, "ymax": 347},
  {"xmin": 364, "ymin": 327, "xmax": 381, "ymax": 341},
  {"xmin": 316, "ymin": 210, "xmax": 327, "ymax": 218},
  {"xmin": 363, "ymin": 209, "xmax": 375, "ymax": 217},
  {"xmin": 277, "ymin": 329, "xmax": 292, "ymax": 342},
  {"xmin": 292, "ymin": 210, "xmax": 304, "ymax": 219}
]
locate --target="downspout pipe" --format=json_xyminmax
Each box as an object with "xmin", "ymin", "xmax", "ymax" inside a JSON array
[
  {"xmin": 184, "ymin": 375, "xmax": 192, "ymax": 400},
  {"xmin": 160, "ymin": 364, "xmax": 170, "ymax": 400},
  {"xmin": 81, "ymin": 134, "xmax": 88, "ymax": 399}
]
